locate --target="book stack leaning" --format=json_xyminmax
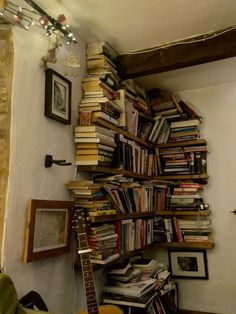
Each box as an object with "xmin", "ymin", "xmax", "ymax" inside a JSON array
[
  {"xmin": 75, "ymin": 41, "xmax": 123, "ymax": 166},
  {"xmin": 102, "ymin": 258, "xmax": 178, "ymax": 313}
]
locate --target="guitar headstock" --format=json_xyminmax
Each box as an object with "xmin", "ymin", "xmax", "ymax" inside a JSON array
[{"xmin": 73, "ymin": 207, "xmax": 90, "ymax": 235}]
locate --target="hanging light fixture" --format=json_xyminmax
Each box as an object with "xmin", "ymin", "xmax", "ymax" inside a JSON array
[{"xmin": 0, "ymin": 0, "xmax": 77, "ymax": 44}]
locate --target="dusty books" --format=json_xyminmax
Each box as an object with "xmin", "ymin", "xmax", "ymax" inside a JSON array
[{"xmin": 74, "ymin": 124, "xmax": 116, "ymax": 166}]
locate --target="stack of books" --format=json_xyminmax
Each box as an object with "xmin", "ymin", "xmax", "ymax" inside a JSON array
[
  {"xmin": 86, "ymin": 41, "xmax": 119, "ymax": 78},
  {"xmin": 159, "ymin": 143, "xmax": 208, "ymax": 175},
  {"xmin": 121, "ymin": 80, "xmax": 149, "ymax": 115},
  {"xmin": 106, "ymin": 262, "xmax": 141, "ymax": 283},
  {"xmin": 66, "ymin": 180, "xmax": 117, "ymax": 218},
  {"xmin": 160, "ymin": 146, "xmax": 190, "ymax": 174},
  {"xmin": 179, "ymin": 218, "xmax": 213, "ymax": 243},
  {"xmin": 74, "ymin": 125, "xmax": 116, "ymax": 166},
  {"xmin": 169, "ymin": 182, "xmax": 209, "ymax": 211},
  {"xmin": 169, "ymin": 119, "xmax": 201, "ymax": 142},
  {"xmin": 87, "ymin": 223, "xmax": 120, "ymax": 264},
  {"xmin": 102, "ymin": 259, "xmax": 176, "ymax": 312},
  {"xmin": 79, "ymin": 41, "xmax": 122, "ymax": 127},
  {"xmin": 153, "ymin": 216, "xmax": 212, "ymax": 243}
]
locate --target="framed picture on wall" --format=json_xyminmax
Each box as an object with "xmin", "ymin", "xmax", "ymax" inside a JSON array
[
  {"xmin": 23, "ymin": 199, "xmax": 73, "ymax": 263},
  {"xmin": 44, "ymin": 68, "xmax": 72, "ymax": 124},
  {"xmin": 168, "ymin": 249, "xmax": 208, "ymax": 279}
]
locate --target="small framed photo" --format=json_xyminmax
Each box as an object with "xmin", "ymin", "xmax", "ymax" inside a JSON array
[
  {"xmin": 44, "ymin": 68, "xmax": 71, "ymax": 124},
  {"xmin": 23, "ymin": 199, "xmax": 73, "ymax": 263},
  {"xmin": 168, "ymin": 249, "xmax": 208, "ymax": 279}
]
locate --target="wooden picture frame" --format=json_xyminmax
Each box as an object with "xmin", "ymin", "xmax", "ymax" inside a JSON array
[
  {"xmin": 23, "ymin": 199, "xmax": 73, "ymax": 263},
  {"xmin": 44, "ymin": 68, "xmax": 71, "ymax": 124},
  {"xmin": 168, "ymin": 249, "xmax": 208, "ymax": 279}
]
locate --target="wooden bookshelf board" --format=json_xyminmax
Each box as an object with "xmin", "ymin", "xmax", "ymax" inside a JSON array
[
  {"xmin": 89, "ymin": 211, "xmax": 156, "ymax": 223},
  {"xmin": 93, "ymin": 118, "xmax": 153, "ymax": 148},
  {"xmin": 154, "ymin": 174, "xmax": 209, "ymax": 180},
  {"xmin": 77, "ymin": 165, "xmax": 151, "ymax": 180},
  {"xmin": 154, "ymin": 241, "xmax": 215, "ymax": 249},
  {"xmin": 156, "ymin": 139, "xmax": 207, "ymax": 148},
  {"xmin": 156, "ymin": 210, "xmax": 210, "ymax": 216},
  {"xmin": 89, "ymin": 210, "xmax": 211, "ymax": 223}
]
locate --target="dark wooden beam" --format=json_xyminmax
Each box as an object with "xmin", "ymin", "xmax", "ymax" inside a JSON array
[{"xmin": 118, "ymin": 27, "xmax": 236, "ymax": 79}]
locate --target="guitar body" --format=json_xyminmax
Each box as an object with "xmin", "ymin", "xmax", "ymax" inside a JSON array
[{"xmin": 78, "ymin": 304, "xmax": 123, "ymax": 314}]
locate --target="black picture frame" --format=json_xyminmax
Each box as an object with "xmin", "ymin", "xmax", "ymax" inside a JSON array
[
  {"xmin": 44, "ymin": 68, "xmax": 71, "ymax": 124},
  {"xmin": 168, "ymin": 249, "xmax": 208, "ymax": 279}
]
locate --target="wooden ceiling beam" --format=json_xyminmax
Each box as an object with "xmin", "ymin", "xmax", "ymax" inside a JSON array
[{"xmin": 117, "ymin": 27, "xmax": 236, "ymax": 79}]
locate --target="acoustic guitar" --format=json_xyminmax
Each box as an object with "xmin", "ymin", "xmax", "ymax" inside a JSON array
[{"xmin": 74, "ymin": 208, "xmax": 123, "ymax": 314}]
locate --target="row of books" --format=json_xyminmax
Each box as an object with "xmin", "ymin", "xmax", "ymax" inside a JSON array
[
  {"xmin": 102, "ymin": 258, "xmax": 177, "ymax": 313},
  {"xmin": 118, "ymin": 90, "xmax": 202, "ymax": 143},
  {"xmin": 153, "ymin": 181, "xmax": 209, "ymax": 212},
  {"xmin": 113, "ymin": 134, "xmax": 157, "ymax": 175},
  {"xmin": 158, "ymin": 143, "xmax": 208, "ymax": 175},
  {"xmin": 114, "ymin": 219, "xmax": 154, "ymax": 255},
  {"xmin": 105, "ymin": 183, "xmax": 155, "ymax": 214},
  {"xmin": 67, "ymin": 180, "xmax": 116, "ymax": 218},
  {"xmin": 74, "ymin": 123, "xmax": 208, "ymax": 175},
  {"xmin": 153, "ymin": 217, "xmax": 213, "ymax": 243},
  {"xmin": 67, "ymin": 178, "xmax": 158, "ymax": 216},
  {"xmin": 74, "ymin": 124, "xmax": 158, "ymax": 173},
  {"xmin": 85, "ymin": 219, "xmax": 154, "ymax": 265},
  {"xmin": 67, "ymin": 179, "xmax": 209, "ymax": 216}
]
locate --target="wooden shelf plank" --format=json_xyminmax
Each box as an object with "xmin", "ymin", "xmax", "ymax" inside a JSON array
[
  {"xmin": 77, "ymin": 166, "xmax": 209, "ymax": 181},
  {"xmin": 154, "ymin": 174, "xmax": 209, "ymax": 180},
  {"xmin": 155, "ymin": 210, "xmax": 210, "ymax": 216},
  {"xmin": 90, "ymin": 211, "xmax": 156, "ymax": 223},
  {"xmin": 93, "ymin": 118, "xmax": 153, "ymax": 148},
  {"xmin": 91, "ymin": 244, "xmax": 154, "ymax": 269},
  {"xmin": 156, "ymin": 139, "xmax": 207, "ymax": 148},
  {"xmin": 154, "ymin": 241, "xmax": 215, "ymax": 249},
  {"xmin": 77, "ymin": 165, "xmax": 151, "ymax": 180},
  {"xmin": 90, "ymin": 210, "xmax": 211, "ymax": 223},
  {"xmin": 91, "ymin": 241, "xmax": 215, "ymax": 268}
]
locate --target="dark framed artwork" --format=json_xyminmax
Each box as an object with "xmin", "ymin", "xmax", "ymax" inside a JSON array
[
  {"xmin": 168, "ymin": 249, "xmax": 208, "ymax": 279},
  {"xmin": 23, "ymin": 199, "xmax": 73, "ymax": 263},
  {"xmin": 44, "ymin": 68, "xmax": 71, "ymax": 124}
]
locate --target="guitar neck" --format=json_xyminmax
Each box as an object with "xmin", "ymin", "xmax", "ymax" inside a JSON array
[{"xmin": 78, "ymin": 232, "xmax": 99, "ymax": 314}]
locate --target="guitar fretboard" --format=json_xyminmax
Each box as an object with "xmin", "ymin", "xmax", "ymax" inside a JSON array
[{"xmin": 78, "ymin": 232, "xmax": 99, "ymax": 314}]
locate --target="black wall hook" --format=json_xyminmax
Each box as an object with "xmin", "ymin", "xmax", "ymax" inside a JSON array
[{"xmin": 45, "ymin": 155, "xmax": 72, "ymax": 168}]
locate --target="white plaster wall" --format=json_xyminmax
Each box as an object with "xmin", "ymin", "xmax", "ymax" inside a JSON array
[
  {"xmin": 2, "ymin": 27, "xmax": 105, "ymax": 314},
  {"xmin": 147, "ymin": 81, "xmax": 236, "ymax": 314}
]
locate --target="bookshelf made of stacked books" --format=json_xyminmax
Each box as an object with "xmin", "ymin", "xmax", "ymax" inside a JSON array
[
  {"xmin": 77, "ymin": 118, "xmax": 209, "ymax": 181},
  {"xmin": 71, "ymin": 41, "xmax": 214, "ymax": 266}
]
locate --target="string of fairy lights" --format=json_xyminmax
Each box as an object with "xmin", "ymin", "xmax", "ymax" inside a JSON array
[{"xmin": 0, "ymin": 0, "xmax": 77, "ymax": 44}]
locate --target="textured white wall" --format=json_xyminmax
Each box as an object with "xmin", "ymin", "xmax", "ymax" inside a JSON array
[
  {"xmin": 2, "ymin": 27, "xmax": 105, "ymax": 314},
  {"xmin": 148, "ymin": 81, "xmax": 236, "ymax": 314}
]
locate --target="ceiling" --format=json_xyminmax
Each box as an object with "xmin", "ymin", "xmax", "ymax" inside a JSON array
[{"xmin": 38, "ymin": 0, "xmax": 236, "ymax": 90}]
